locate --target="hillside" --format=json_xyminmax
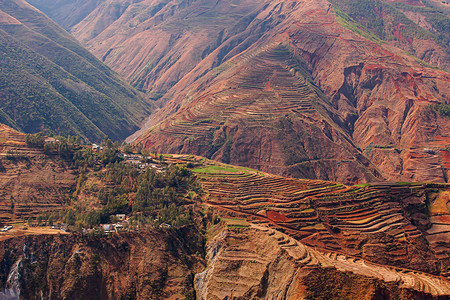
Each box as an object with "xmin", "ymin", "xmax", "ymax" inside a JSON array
[
  {"xmin": 132, "ymin": 0, "xmax": 449, "ymax": 184},
  {"xmin": 329, "ymin": 0, "xmax": 450, "ymax": 71},
  {"xmin": 0, "ymin": 130, "xmax": 449, "ymax": 298},
  {"xmin": 26, "ymin": 0, "xmax": 105, "ymax": 31},
  {"xmin": 193, "ymin": 162, "xmax": 450, "ymax": 279},
  {"xmin": 32, "ymin": 0, "xmax": 450, "ymax": 94},
  {"xmin": 26, "ymin": 0, "xmax": 449, "ymax": 184},
  {"xmin": 0, "ymin": 0, "xmax": 151, "ymax": 142}
]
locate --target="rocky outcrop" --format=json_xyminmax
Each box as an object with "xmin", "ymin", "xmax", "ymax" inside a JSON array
[
  {"xmin": 196, "ymin": 223, "xmax": 450, "ymax": 299},
  {"xmin": 0, "ymin": 227, "xmax": 205, "ymax": 299}
]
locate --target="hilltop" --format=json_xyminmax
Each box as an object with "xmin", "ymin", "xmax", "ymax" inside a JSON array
[{"xmin": 0, "ymin": 0, "xmax": 152, "ymax": 142}]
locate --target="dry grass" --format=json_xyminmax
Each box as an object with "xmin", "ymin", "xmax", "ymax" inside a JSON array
[
  {"xmin": 0, "ymin": 226, "xmax": 69, "ymax": 241},
  {"xmin": 430, "ymin": 191, "xmax": 450, "ymax": 215}
]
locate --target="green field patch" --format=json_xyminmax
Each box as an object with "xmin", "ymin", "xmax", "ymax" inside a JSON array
[
  {"xmin": 221, "ymin": 217, "xmax": 250, "ymax": 228},
  {"xmin": 334, "ymin": 7, "xmax": 383, "ymax": 44},
  {"xmin": 353, "ymin": 183, "xmax": 370, "ymax": 188},
  {"xmin": 193, "ymin": 165, "xmax": 241, "ymax": 174}
]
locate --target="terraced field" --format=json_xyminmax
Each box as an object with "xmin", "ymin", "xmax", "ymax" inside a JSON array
[
  {"xmin": 138, "ymin": 43, "xmax": 382, "ymax": 184},
  {"xmin": 192, "ymin": 162, "xmax": 450, "ymax": 281},
  {"xmin": 153, "ymin": 44, "xmax": 320, "ymax": 137},
  {"xmin": 0, "ymin": 126, "xmax": 75, "ymax": 224},
  {"xmin": 198, "ymin": 223, "xmax": 450, "ymax": 298}
]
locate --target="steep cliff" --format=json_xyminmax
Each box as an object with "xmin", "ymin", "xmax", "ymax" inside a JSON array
[
  {"xmin": 196, "ymin": 223, "xmax": 450, "ymax": 299},
  {"xmin": 0, "ymin": 228, "xmax": 204, "ymax": 299}
]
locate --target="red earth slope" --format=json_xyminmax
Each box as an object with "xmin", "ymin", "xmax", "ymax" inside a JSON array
[{"xmin": 132, "ymin": 0, "xmax": 449, "ymax": 184}]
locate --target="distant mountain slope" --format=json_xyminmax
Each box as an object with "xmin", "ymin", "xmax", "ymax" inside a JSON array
[
  {"xmin": 69, "ymin": 0, "xmax": 277, "ymax": 98},
  {"xmin": 136, "ymin": 43, "xmax": 384, "ymax": 184},
  {"xmin": 30, "ymin": 0, "xmax": 449, "ymax": 97},
  {"xmin": 26, "ymin": 0, "xmax": 105, "ymax": 31},
  {"xmin": 0, "ymin": 0, "xmax": 151, "ymax": 142},
  {"xmin": 132, "ymin": 0, "xmax": 449, "ymax": 184},
  {"xmin": 329, "ymin": 0, "xmax": 450, "ymax": 71}
]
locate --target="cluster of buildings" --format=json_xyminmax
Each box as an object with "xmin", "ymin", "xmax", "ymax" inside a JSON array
[
  {"xmin": 100, "ymin": 214, "xmax": 126, "ymax": 233},
  {"xmin": 92, "ymin": 144, "xmax": 104, "ymax": 151},
  {"xmin": 118, "ymin": 153, "xmax": 164, "ymax": 171},
  {"xmin": 51, "ymin": 223, "xmax": 68, "ymax": 232}
]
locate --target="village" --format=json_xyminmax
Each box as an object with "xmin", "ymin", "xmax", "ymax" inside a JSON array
[{"xmin": 0, "ymin": 131, "xmax": 198, "ymax": 242}]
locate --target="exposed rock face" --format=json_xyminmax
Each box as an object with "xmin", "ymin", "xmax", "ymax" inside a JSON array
[
  {"xmin": 196, "ymin": 224, "xmax": 450, "ymax": 299},
  {"xmin": 0, "ymin": 228, "xmax": 204, "ymax": 299}
]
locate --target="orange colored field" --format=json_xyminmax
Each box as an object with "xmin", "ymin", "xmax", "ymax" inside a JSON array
[{"xmin": 0, "ymin": 226, "xmax": 69, "ymax": 242}]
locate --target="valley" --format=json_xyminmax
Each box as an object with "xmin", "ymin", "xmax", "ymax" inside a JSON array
[{"xmin": 0, "ymin": 0, "xmax": 449, "ymax": 298}]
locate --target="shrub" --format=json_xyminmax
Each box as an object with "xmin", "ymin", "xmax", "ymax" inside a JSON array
[{"xmin": 435, "ymin": 103, "xmax": 450, "ymax": 117}]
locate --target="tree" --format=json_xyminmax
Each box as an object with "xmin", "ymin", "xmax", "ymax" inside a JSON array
[
  {"xmin": 123, "ymin": 143, "xmax": 133, "ymax": 154},
  {"xmin": 10, "ymin": 197, "xmax": 14, "ymax": 212},
  {"xmin": 25, "ymin": 133, "xmax": 45, "ymax": 148},
  {"xmin": 84, "ymin": 211, "xmax": 101, "ymax": 227},
  {"xmin": 37, "ymin": 215, "xmax": 43, "ymax": 225},
  {"xmin": 64, "ymin": 209, "xmax": 76, "ymax": 226}
]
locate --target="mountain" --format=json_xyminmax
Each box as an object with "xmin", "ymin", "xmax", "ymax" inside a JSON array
[
  {"xmin": 22, "ymin": 0, "xmax": 449, "ymax": 184},
  {"xmin": 0, "ymin": 0, "xmax": 151, "ymax": 142}
]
